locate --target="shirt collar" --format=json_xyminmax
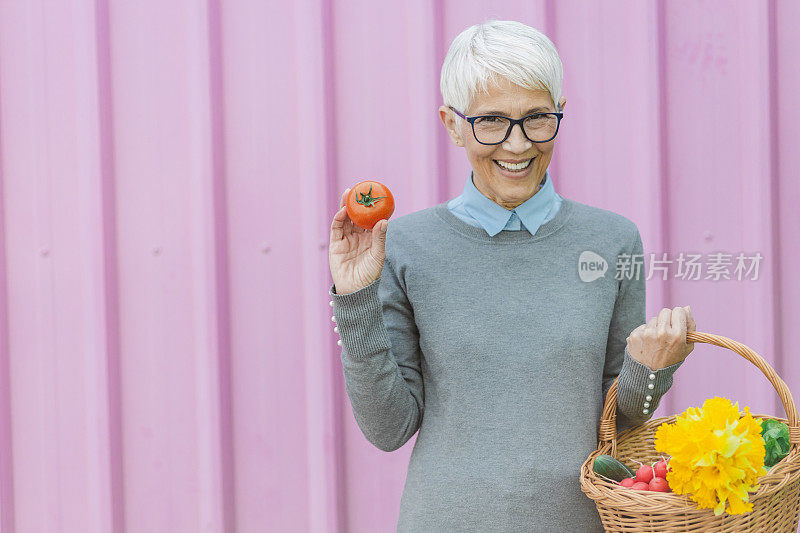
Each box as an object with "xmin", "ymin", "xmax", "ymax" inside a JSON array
[{"xmin": 461, "ymin": 168, "xmax": 558, "ymax": 237}]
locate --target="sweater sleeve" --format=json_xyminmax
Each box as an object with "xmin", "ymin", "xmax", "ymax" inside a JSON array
[
  {"xmin": 602, "ymin": 228, "xmax": 684, "ymax": 434},
  {"xmin": 328, "ymin": 255, "xmax": 424, "ymax": 452}
]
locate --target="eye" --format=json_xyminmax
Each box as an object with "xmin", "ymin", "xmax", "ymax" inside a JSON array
[{"xmin": 476, "ymin": 116, "xmax": 502, "ymax": 124}]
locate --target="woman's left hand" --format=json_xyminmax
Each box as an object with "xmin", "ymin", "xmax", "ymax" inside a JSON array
[{"xmin": 626, "ymin": 306, "xmax": 696, "ymax": 370}]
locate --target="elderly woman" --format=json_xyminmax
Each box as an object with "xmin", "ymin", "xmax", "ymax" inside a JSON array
[{"xmin": 328, "ymin": 19, "xmax": 695, "ymax": 533}]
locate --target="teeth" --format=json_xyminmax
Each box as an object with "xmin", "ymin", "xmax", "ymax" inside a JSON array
[{"xmin": 496, "ymin": 159, "xmax": 531, "ymax": 171}]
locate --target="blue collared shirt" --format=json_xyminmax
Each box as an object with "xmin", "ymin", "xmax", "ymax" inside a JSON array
[{"xmin": 447, "ymin": 169, "xmax": 563, "ymax": 237}]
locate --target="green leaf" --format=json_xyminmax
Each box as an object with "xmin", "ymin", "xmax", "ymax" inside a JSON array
[{"xmin": 760, "ymin": 419, "xmax": 790, "ymax": 468}]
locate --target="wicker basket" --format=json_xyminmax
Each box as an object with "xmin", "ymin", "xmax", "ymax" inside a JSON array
[{"xmin": 580, "ymin": 331, "xmax": 800, "ymax": 532}]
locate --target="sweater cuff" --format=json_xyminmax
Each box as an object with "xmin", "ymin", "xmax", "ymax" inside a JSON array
[
  {"xmin": 617, "ymin": 346, "xmax": 683, "ymax": 416},
  {"xmin": 329, "ymin": 279, "xmax": 391, "ymax": 359}
]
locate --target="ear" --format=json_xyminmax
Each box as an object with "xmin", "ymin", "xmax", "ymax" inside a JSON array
[
  {"xmin": 558, "ymin": 96, "xmax": 567, "ymax": 112},
  {"xmin": 439, "ymin": 105, "xmax": 465, "ymax": 146}
]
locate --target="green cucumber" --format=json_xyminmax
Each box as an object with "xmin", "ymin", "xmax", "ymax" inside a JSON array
[{"xmin": 593, "ymin": 454, "xmax": 636, "ymax": 482}]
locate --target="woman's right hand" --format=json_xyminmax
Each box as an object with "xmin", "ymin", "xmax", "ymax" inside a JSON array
[{"xmin": 329, "ymin": 187, "xmax": 389, "ymax": 295}]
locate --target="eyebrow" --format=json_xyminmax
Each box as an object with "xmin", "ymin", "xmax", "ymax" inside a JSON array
[{"xmin": 476, "ymin": 106, "xmax": 552, "ymax": 116}]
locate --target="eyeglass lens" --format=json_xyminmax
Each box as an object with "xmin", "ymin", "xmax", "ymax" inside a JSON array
[{"xmin": 473, "ymin": 115, "xmax": 558, "ymax": 144}]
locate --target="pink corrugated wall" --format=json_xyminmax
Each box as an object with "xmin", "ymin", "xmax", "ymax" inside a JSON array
[{"xmin": 0, "ymin": 0, "xmax": 797, "ymax": 531}]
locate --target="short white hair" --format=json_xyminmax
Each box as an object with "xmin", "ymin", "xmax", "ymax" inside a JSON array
[{"xmin": 440, "ymin": 20, "xmax": 563, "ymax": 123}]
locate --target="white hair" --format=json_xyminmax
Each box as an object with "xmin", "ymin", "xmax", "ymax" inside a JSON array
[{"xmin": 440, "ymin": 20, "xmax": 563, "ymax": 124}]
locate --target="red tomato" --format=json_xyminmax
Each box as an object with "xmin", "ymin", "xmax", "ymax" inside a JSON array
[
  {"xmin": 346, "ymin": 181, "xmax": 395, "ymax": 230},
  {"xmin": 636, "ymin": 464, "xmax": 655, "ymax": 484},
  {"xmin": 619, "ymin": 477, "xmax": 636, "ymax": 488},
  {"xmin": 631, "ymin": 481, "xmax": 650, "ymax": 491},
  {"xmin": 648, "ymin": 477, "xmax": 671, "ymax": 492}
]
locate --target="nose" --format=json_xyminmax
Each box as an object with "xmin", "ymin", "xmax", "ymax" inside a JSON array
[{"xmin": 502, "ymin": 122, "xmax": 532, "ymax": 153}]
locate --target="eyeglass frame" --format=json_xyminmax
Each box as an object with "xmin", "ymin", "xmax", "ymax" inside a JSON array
[{"xmin": 448, "ymin": 105, "xmax": 564, "ymax": 145}]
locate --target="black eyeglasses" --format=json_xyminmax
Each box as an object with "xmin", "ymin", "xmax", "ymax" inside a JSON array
[{"xmin": 449, "ymin": 105, "xmax": 564, "ymax": 145}]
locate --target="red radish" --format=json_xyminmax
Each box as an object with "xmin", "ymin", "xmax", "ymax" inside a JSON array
[
  {"xmin": 649, "ymin": 477, "xmax": 671, "ymax": 492},
  {"xmin": 653, "ymin": 459, "xmax": 669, "ymax": 479},
  {"xmin": 635, "ymin": 464, "xmax": 655, "ymax": 484},
  {"xmin": 631, "ymin": 481, "xmax": 650, "ymax": 491},
  {"xmin": 619, "ymin": 477, "xmax": 636, "ymax": 488}
]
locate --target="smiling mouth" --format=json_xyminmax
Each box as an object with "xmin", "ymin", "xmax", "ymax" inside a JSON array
[{"xmin": 493, "ymin": 158, "xmax": 534, "ymax": 172}]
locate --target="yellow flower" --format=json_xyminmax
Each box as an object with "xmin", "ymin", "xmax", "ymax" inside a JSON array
[{"xmin": 654, "ymin": 397, "xmax": 767, "ymax": 515}]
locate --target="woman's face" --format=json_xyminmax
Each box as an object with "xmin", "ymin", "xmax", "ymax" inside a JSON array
[{"xmin": 439, "ymin": 77, "xmax": 567, "ymax": 210}]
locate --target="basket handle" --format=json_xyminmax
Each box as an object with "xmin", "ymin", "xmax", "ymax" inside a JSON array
[{"xmin": 599, "ymin": 331, "xmax": 800, "ymax": 451}]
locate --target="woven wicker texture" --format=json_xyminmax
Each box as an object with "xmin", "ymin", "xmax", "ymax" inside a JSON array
[{"xmin": 580, "ymin": 332, "xmax": 800, "ymax": 532}]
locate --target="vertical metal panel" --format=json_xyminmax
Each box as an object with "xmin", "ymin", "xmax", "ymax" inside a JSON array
[
  {"xmin": 297, "ymin": 0, "xmax": 344, "ymax": 528},
  {"xmin": 187, "ymin": 0, "xmax": 233, "ymax": 531},
  {"xmin": 0, "ymin": 0, "xmax": 60, "ymax": 528},
  {"xmin": 104, "ymin": 0, "xmax": 231, "ymax": 530},
  {"xmin": 0, "ymin": 4, "xmax": 15, "ymax": 529},
  {"xmin": 660, "ymin": 0, "xmax": 778, "ymax": 418},
  {"xmin": 775, "ymin": 0, "xmax": 800, "ymax": 421},
  {"xmin": 0, "ymin": 1, "xmax": 796, "ymax": 532},
  {"xmin": 94, "ymin": 0, "xmax": 125, "ymax": 529},
  {"xmin": 0, "ymin": 0, "xmax": 118, "ymax": 530},
  {"xmin": 217, "ymin": 0, "xmax": 316, "ymax": 530}
]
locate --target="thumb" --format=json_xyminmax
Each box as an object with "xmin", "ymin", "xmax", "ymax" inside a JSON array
[
  {"xmin": 684, "ymin": 305, "xmax": 696, "ymax": 332},
  {"xmin": 372, "ymin": 220, "xmax": 388, "ymax": 251}
]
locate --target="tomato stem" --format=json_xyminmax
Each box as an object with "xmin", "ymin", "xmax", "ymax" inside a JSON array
[{"xmin": 356, "ymin": 184, "xmax": 386, "ymax": 208}]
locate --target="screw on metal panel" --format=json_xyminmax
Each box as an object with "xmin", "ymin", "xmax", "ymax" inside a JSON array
[
  {"xmin": 40, "ymin": 247, "xmax": 49, "ymax": 256},
  {"xmin": 152, "ymin": 246, "xmax": 161, "ymax": 256},
  {"xmin": 703, "ymin": 231, "xmax": 713, "ymax": 242}
]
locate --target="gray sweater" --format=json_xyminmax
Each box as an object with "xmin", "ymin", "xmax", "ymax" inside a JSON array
[{"xmin": 329, "ymin": 197, "xmax": 683, "ymax": 532}]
